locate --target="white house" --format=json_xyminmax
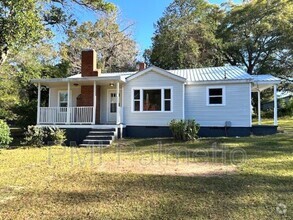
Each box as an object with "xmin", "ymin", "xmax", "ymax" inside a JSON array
[{"xmin": 31, "ymin": 49, "xmax": 281, "ymax": 146}]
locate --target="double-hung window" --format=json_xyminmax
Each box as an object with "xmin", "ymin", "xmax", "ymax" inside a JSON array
[
  {"xmin": 207, "ymin": 87, "xmax": 225, "ymax": 106},
  {"xmin": 132, "ymin": 88, "xmax": 172, "ymax": 112},
  {"xmin": 59, "ymin": 91, "xmax": 68, "ymax": 112}
]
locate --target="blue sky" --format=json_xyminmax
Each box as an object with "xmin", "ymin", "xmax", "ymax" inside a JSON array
[{"xmin": 70, "ymin": 0, "xmax": 241, "ymax": 58}]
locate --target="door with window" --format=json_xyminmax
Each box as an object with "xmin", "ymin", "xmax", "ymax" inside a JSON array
[{"xmin": 107, "ymin": 90, "xmax": 121, "ymax": 123}]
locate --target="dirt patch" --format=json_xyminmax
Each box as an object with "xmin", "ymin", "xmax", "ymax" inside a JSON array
[{"xmin": 95, "ymin": 160, "xmax": 237, "ymax": 177}]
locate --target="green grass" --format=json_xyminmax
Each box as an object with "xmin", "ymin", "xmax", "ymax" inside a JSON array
[{"xmin": 0, "ymin": 117, "xmax": 292, "ymax": 219}]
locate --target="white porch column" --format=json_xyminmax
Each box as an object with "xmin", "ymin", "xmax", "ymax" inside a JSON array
[
  {"xmin": 258, "ymin": 91, "xmax": 261, "ymax": 125},
  {"xmin": 116, "ymin": 82, "xmax": 120, "ymax": 125},
  {"xmin": 37, "ymin": 83, "xmax": 41, "ymax": 124},
  {"xmin": 93, "ymin": 81, "xmax": 97, "ymax": 125},
  {"xmin": 120, "ymin": 85, "xmax": 124, "ymax": 138},
  {"xmin": 274, "ymin": 84, "xmax": 278, "ymax": 125},
  {"xmin": 66, "ymin": 82, "xmax": 70, "ymax": 124}
]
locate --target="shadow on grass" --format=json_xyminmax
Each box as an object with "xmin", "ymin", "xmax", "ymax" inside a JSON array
[
  {"xmin": 29, "ymin": 171, "xmax": 293, "ymax": 219},
  {"xmin": 110, "ymin": 133, "xmax": 293, "ymax": 164}
]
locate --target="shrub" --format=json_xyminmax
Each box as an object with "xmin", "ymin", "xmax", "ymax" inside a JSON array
[
  {"xmin": 48, "ymin": 127, "xmax": 66, "ymax": 145},
  {"xmin": 169, "ymin": 119, "xmax": 200, "ymax": 141},
  {"xmin": 0, "ymin": 120, "xmax": 12, "ymax": 147},
  {"xmin": 23, "ymin": 126, "xmax": 47, "ymax": 147}
]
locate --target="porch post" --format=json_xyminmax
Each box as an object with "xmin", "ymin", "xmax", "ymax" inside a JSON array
[
  {"xmin": 37, "ymin": 83, "xmax": 41, "ymax": 124},
  {"xmin": 93, "ymin": 81, "xmax": 97, "ymax": 125},
  {"xmin": 66, "ymin": 82, "xmax": 70, "ymax": 124},
  {"xmin": 120, "ymin": 85, "xmax": 124, "ymax": 138},
  {"xmin": 116, "ymin": 82, "xmax": 120, "ymax": 125},
  {"xmin": 274, "ymin": 84, "xmax": 278, "ymax": 125},
  {"xmin": 258, "ymin": 91, "xmax": 261, "ymax": 125}
]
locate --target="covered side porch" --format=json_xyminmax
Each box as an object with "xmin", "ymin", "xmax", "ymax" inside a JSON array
[
  {"xmin": 251, "ymin": 75, "xmax": 281, "ymax": 132},
  {"xmin": 32, "ymin": 75, "xmax": 125, "ymax": 127}
]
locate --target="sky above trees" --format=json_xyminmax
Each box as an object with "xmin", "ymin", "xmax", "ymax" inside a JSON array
[{"xmin": 69, "ymin": 0, "xmax": 242, "ymax": 57}]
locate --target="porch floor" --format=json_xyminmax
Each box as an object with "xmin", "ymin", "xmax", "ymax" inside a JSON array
[{"xmin": 37, "ymin": 124, "xmax": 125, "ymax": 129}]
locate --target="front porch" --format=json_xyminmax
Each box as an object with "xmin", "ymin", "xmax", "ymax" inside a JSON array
[{"xmin": 34, "ymin": 76, "xmax": 125, "ymax": 126}]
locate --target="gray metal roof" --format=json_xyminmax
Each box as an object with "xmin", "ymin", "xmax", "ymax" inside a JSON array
[
  {"xmin": 251, "ymin": 74, "xmax": 281, "ymax": 82},
  {"xmin": 168, "ymin": 66, "xmax": 252, "ymax": 81},
  {"xmin": 67, "ymin": 66, "xmax": 280, "ymax": 83}
]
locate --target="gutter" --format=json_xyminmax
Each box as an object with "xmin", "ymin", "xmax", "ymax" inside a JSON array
[
  {"xmin": 185, "ymin": 79, "xmax": 254, "ymax": 85},
  {"xmin": 31, "ymin": 75, "xmax": 125, "ymax": 84}
]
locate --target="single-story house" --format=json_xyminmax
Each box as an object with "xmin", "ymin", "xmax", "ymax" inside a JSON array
[{"xmin": 31, "ymin": 49, "xmax": 281, "ymax": 146}]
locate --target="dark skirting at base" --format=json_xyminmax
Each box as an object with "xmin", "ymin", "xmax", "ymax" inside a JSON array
[
  {"xmin": 64, "ymin": 128, "xmax": 91, "ymax": 145},
  {"xmin": 251, "ymin": 125, "xmax": 278, "ymax": 136},
  {"xmin": 59, "ymin": 125, "xmax": 278, "ymax": 146},
  {"xmin": 124, "ymin": 125, "xmax": 278, "ymax": 138}
]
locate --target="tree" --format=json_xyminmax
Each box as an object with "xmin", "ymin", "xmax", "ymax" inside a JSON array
[
  {"xmin": 0, "ymin": 0, "xmax": 45, "ymax": 66},
  {"xmin": 60, "ymin": 12, "xmax": 138, "ymax": 74},
  {"xmin": 143, "ymin": 49, "xmax": 152, "ymax": 67},
  {"xmin": 216, "ymin": 0, "xmax": 293, "ymax": 75},
  {"xmin": 0, "ymin": 41, "xmax": 62, "ymax": 122},
  {"xmin": 0, "ymin": 0, "xmax": 115, "ymax": 67},
  {"xmin": 149, "ymin": 0, "xmax": 224, "ymax": 69}
]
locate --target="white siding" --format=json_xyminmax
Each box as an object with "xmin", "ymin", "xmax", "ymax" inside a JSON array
[
  {"xmin": 124, "ymin": 71, "xmax": 184, "ymax": 126},
  {"xmin": 49, "ymin": 86, "xmax": 80, "ymax": 107},
  {"xmin": 185, "ymin": 83, "xmax": 251, "ymax": 127}
]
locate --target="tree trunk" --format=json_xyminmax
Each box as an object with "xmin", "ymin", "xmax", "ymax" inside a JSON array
[
  {"xmin": 0, "ymin": 46, "xmax": 9, "ymax": 67},
  {"xmin": 247, "ymin": 65, "xmax": 254, "ymax": 74}
]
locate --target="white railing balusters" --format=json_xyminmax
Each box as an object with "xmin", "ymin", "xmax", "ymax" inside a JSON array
[{"xmin": 39, "ymin": 107, "xmax": 93, "ymax": 124}]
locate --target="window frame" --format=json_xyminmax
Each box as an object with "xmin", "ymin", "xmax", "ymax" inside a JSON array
[
  {"xmin": 131, "ymin": 87, "xmax": 173, "ymax": 113},
  {"xmin": 206, "ymin": 86, "xmax": 226, "ymax": 106},
  {"xmin": 58, "ymin": 90, "xmax": 69, "ymax": 110}
]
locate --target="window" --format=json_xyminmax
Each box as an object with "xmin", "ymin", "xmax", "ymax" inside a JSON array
[
  {"xmin": 110, "ymin": 93, "xmax": 117, "ymax": 113},
  {"xmin": 133, "ymin": 88, "xmax": 172, "ymax": 112},
  {"xmin": 143, "ymin": 89, "xmax": 161, "ymax": 111},
  {"xmin": 207, "ymin": 87, "xmax": 225, "ymax": 105},
  {"xmin": 164, "ymin": 89, "xmax": 171, "ymax": 111},
  {"xmin": 59, "ymin": 91, "xmax": 68, "ymax": 111},
  {"xmin": 108, "ymin": 91, "xmax": 121, "ymax": 114},
  {"xmin": 134, "ymin": 90, "xmax": 140, "ymax": 111}
]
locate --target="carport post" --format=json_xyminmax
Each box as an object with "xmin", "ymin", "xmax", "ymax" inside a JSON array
[
  {"xmin": 258, "ymin": 91, "xmax": 261, "ymax": 125},
  {"xmin": 273, "ymin": 84, "xmax": 278, "ymax": 126}
]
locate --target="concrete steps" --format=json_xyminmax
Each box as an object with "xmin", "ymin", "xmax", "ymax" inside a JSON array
[{"xmin": 79, "ymin": 128, "xmax": 116, "ymax": 147}]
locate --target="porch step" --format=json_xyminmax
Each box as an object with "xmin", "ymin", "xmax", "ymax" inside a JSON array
[
  {"xmin": 91, "ymin": 128, "xmax": 115, "ymax": 132},
  {"xmin": 86, "ymin": 136, "xmax": 113, "ymax": 140},
  {"xmin": 79, "ymin": 128, "xmax": 116, "ymax": 147},
  {"xmin": 88, "ymin": 131, "xmax": 115, "ymax": 136}
]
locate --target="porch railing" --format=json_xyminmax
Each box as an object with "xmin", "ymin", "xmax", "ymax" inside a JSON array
[{"xmin": 39, "ymin": 107, "xmax": 93, "ymax": 124}]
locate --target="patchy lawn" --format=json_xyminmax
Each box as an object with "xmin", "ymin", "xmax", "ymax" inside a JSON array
[{"xmin": 0, "ymin": 117, "xmax": 292, "ymax": 219}]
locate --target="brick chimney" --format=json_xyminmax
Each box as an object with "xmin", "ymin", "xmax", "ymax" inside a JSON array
[
  {"xmin": 137, "ymin": 62, "xmax": 146, "ymax": 71},
  {"xmin": 81, "ymin": 49, "xmax": 101, "ymax": 77}
]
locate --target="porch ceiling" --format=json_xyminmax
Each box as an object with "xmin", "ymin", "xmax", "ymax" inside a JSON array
[
  {"xmin": 251, "ymin": 75, "xmax": 281, "ymax": 92},
  {"xmin": 252, "ymin": 83, "xmax": 277, "ymax": 92}
]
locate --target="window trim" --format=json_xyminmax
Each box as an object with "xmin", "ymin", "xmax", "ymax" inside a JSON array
[
  {"xmin": 131, "ymin": 87, "xmax": 173, "ymax": 113},
  {"xmin": 206, "ymin": 86, "xmax": 226, "ymax": 106},
  {"xmin": 58, "ymin": 90, "xmax": 71, "ymax": 110}
]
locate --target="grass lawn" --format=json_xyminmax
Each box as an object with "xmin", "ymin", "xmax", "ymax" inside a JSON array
[{"xmin": 0, "ymin": 117, "xmax": 292, "ymax": 219}]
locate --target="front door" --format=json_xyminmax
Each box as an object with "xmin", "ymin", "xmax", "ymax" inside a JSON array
[{"xmin": 107, "ymin": 90, "xmax": 121, "ymax": 123}]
